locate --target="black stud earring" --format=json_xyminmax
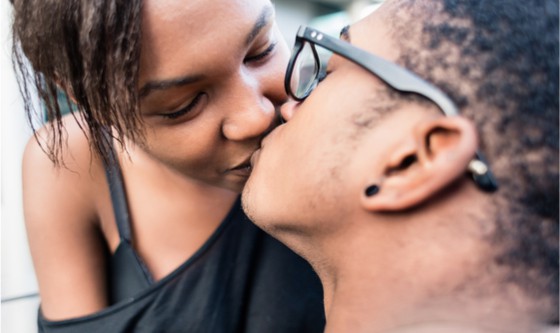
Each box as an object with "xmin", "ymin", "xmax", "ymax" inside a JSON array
[{"xmin": 365, "ymin": 185, "xmax": 380, "ymax": 197}]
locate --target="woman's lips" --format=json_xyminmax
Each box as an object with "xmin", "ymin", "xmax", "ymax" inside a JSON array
[
  {"xmin": 227, "ymin": 156, "xmax": 253, "ymax": 177},
  {"xmin": 228, "ymin": 164, "xmax": 252, "ymax": 177}
]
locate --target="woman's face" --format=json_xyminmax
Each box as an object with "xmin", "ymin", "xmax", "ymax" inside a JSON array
[{"xmin": 136, "ymin": 0, "xmax": 289, "ymax": 192}]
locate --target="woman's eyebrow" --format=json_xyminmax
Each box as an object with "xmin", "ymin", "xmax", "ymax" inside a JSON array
[
  {"xmin": 139, "ymin": 74, "xmax": 204, "ymax": 99},
  {"xmin": 246, "ymin": 4, "xmax": 274, "ymax": 45},
  {"xmin": 139, "ymin": 4, "xmax": 274, "ymax": 99}
]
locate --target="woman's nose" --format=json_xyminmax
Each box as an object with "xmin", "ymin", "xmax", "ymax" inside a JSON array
[
  {"xmin": 280, "ymin": 100, "xmax": 299, "ymax": 122},
  {"xmin": 221, "ymin": 80, "xmax": 278, "ymax": 142}
]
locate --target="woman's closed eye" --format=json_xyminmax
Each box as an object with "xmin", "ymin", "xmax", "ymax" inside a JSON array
[
  {"xmin": 244, "ymin": 41, "xmax": 277, "ymax": 64},
  {"xmin": 161, "ymin": 92, "xmax": 207, "ymax": 120}
]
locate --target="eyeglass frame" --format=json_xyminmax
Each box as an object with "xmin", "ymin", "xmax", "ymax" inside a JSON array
[{"xmin": 285, "ymin": 25, "xmax": 498, "ymax": 192}]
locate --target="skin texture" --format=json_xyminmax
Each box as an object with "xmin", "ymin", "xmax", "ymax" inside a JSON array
[
  {"xmin": 242, "ymin": 0, "xmax": 558, "ymax": 332},
  {"xmin": 22, "ymin": 0, "xmax": 289, "ymax": 320},
  {"xmin": 137, "ymin": 0, "xmax": 289, "ymax": 192}
]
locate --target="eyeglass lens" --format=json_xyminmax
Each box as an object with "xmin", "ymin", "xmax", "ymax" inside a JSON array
[{"xmin": 291, "ymin": 42, "xmax": 319, "ymax": 99}]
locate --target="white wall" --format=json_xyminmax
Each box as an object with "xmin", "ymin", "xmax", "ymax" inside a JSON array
[
  {"xmin": 1, "ymin": 1, "xmax": 41, "ymax": 332},
  {"xmin": 275, "ymin": 0, "xmax": 318, "ymax": 44}
]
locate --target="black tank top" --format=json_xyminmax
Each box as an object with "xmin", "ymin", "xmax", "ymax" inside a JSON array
[{"xmin": 37, "ymin": 136, "xmax": 325, "ymax": 333}]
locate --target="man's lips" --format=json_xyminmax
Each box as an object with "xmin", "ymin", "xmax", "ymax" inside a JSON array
[
  {"xmin": 248, "ymin": 124, "xmax": 280, "ymax": 168},
  {"xmin": 230, "ymin": 124, "xmax": 280, "ymax": 175},
  {"xmin": 250, "ymin": 148, "xmax": 261, "ymax": 168}
]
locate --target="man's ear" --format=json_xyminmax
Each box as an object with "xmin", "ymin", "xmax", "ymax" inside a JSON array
[{"xmin": 361, "ymin": 116, "xmax": 478, "ymax": 211}]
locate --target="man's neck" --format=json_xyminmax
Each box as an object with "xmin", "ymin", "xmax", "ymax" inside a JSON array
[
  {"xmin": 317, "ymin": 217, "xmax": 555, "ymax": 333},
  {"xmin": 324, "ymin": 283, "xmax": 556, "ymax": 333}
]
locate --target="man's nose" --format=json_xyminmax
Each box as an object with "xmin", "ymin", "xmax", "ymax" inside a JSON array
[{"xmin": 280, "ymin": 100, "xmax": 299, "ymax": 122}]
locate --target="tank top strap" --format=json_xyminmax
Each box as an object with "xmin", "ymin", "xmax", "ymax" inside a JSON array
[{"xmin": 100, "ymin": 128, "xmax": 132, "ymax": 243}]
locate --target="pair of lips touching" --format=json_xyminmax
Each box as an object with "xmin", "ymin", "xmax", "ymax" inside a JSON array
[
  {"xmin": 227, "ymin": 139, "xmax": 267, "ymax": 176},
  {"xmin": 228, "ymin": 107, "xmax": 284, "ymax": 175},
  {"xmin": 230, "ymin": 146, "xmax": 263, "ymax": 175}
]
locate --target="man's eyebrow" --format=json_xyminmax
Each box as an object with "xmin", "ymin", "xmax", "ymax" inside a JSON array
[
  {"xmin": 339, "ymin": 25, "xmax": 351, "ymax": 42},
  {"xmin": 139, "ymin": 5, "xmax": 274, "ymax": 99},
  {"xmin": 246, "ymin": 4, "xmax": 274, "ymax": 45}
]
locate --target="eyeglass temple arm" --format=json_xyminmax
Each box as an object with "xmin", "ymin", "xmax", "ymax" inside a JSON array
[{"xmin": 298, "ymin": 26, "xmax": 498, "ymax": 192}]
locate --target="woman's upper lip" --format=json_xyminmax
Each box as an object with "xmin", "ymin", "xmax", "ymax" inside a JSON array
[{"xmin": 228, "ymin": 155, "xmax": 253, "ymax": 172}]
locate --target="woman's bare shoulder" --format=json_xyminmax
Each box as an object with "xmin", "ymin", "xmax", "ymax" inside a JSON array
[
  {"xmin": 23, "ymin": 114, "xmax": 99, "ymax": 169},
  {"xmin": 22, "ymin": 113, "xmax": 105, "ymax": 224},
  {"xmin": 22, "ymin": 114, "xmax": 112, "ymax": 319}
]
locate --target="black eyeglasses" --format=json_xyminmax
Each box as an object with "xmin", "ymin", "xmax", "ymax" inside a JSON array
[{"xmin": 285, "ymin": 25, "xmax": 498, "ymax": 192}]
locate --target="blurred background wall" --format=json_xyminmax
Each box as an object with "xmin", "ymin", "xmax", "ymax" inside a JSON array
[
  {"xmin": 1, "ymin": 0, "xmax": 40, "ymax": 331},
  {"xmin": 0, "ymin": 0, "xmax": 382, "ymax": 331}
]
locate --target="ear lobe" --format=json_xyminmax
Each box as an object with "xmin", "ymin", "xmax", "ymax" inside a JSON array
[{"xmin": 361, "ymin": 116, "xmax": 478, "ymax": 212}]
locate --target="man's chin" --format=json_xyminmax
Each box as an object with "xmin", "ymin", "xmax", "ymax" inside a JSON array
[
  {"xmin": 241, "ymin": 187, "xmax": 274, "ymax": 232},
  {"xmin": 240, "ymin": 186, "xmax": 257, "ymax": 221}
]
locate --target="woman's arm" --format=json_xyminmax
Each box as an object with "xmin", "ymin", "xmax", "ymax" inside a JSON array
[{"xmin": 22, "ymin": 118, "xmax": 109, "ymax": 320}]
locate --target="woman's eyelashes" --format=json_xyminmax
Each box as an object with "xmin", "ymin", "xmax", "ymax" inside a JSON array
[
  {"xmin": 161, "ymin": 93, "xmax": 206, "ymax": 120},
  {"xmin": 158, "ymin": 41, "xmax": 276, "ymax": 121},
  {"xmin": 244, "ymin": 41, "xmax": 277, "ymax": 64}
]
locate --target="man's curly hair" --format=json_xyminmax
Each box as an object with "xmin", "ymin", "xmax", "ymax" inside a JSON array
[{"xmin": 381, "ymin": 0, "xmax": 558, "ymax": 317}]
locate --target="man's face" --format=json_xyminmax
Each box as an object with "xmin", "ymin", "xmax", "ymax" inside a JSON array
[{"xmin": 242, "ymin": 7, "xmax": 421, "ymax": 236}]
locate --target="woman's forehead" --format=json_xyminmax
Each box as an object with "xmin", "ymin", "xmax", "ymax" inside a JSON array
[
  {"xmin": 141, "ymin": 0, "xmax": 272, "ymax": 44},
  {"xmin": 138, "ymin": 0, "xmax": 274, "ymax": 89}
]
